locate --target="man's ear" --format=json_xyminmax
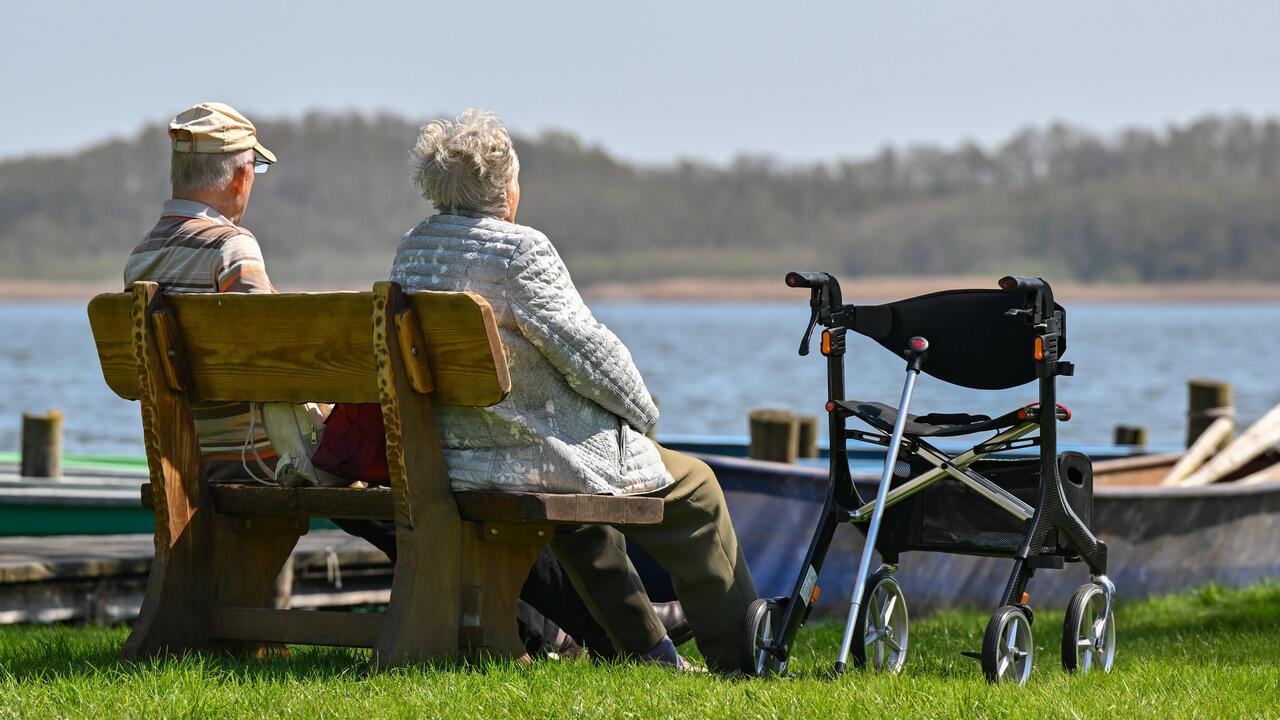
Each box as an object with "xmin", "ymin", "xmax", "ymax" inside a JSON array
[{"xmin": 229, "ymin": 161, "xmax": 252, "ymax": 194}]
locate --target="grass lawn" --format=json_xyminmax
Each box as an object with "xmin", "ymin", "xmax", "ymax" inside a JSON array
[{"xmin": 1, "ymin": 582, "xmax": 1278, "ymax": 719}]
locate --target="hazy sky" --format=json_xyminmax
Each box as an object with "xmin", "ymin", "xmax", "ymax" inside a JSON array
[{"xmin": 4, "ymin": 0, "xmax": 1279, "ymax": 165}]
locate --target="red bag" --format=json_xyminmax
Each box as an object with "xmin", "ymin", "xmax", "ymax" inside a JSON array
[{"xmin": 311, "ymin": 403, "xmax": 390, "ymax": 486}]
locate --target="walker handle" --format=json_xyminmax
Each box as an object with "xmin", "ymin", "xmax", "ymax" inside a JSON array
[
  {"xmin": 786, "ymin": 271, "xmax": 831, "ymax": 290},
  {"xmin": 788, "ymin": 271, "xmax": 829, "ymax": 356},
  {"xmin": 998, "ymin": 276, "xmax": 1046, "ymax": 293}
]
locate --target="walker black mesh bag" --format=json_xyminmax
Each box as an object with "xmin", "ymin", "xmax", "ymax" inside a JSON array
[{"xmin": 874, "ymin": 452, "xmax": 1093, "ymax": 558}]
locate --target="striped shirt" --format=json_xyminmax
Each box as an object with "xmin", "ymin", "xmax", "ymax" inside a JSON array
[{"xmin": 125, "ymin": 199, "xmax": 276, "ymax": 481}]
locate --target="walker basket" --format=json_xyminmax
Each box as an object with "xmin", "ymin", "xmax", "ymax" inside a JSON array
[{"xmin": 874, "ymin": 452, "xmax": 1094, "ymax": 558}]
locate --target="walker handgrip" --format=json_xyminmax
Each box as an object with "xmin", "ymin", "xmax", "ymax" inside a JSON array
[
  {"xmin": 998, "ymin": 275, "xmax": 1045, "ymax": 293},
  {"xmin": 786, "ymin": 271, "xmax": 830, "ymax": 290}
]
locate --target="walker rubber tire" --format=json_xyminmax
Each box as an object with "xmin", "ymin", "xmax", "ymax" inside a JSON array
[
  {"xmin": 982, "ymin": 605, "xmax": 1034, "ymax": 684},
  {"xmin": 743, "ymin": 597, "xmax": 787, "ymax": 677},
  {"xmin": 1062, "ymin": 583, "xmax": 1116, "ymax": 673},
  {"xmin": 850, "ymin": 568, "xmax": 909, "ymax": 673}
]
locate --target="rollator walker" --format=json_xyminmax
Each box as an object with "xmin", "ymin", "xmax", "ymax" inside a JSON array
[{"xmin": 743, "ymin": 273, "xmax": 1116, "ymax": 683}]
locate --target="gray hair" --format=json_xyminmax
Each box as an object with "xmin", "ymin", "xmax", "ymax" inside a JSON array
[
  {"xmin": 411, "ymin": 109, "xmax": 519, "ymax": 217},
  {"xmin": 171, "ymin": 149, "xmax": 255, "ymax": 192}
]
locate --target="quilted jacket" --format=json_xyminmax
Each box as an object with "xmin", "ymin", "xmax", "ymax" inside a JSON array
[{"xmin": 389, "ymin": 214, "xmax": 674, "ymax": 495}]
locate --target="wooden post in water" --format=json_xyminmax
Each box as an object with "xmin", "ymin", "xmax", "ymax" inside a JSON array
[
  {"xmin": 796, "ymin": 415, "xmax": 820, "ymax": 459},
  {"xmin": 21, "ymin": 410, "xmax": 63, "ymax": 478},
  {"xmin": 1113, "ymin": 425, "xmax": 1148, "ymax": 447},
  {"xmin": 749, "ymin": 409, "xmax": 798, "ymax": 463},
  {"xmin": 1187, "ymin": 379, "xmax": 1234, "ymax": 448}
]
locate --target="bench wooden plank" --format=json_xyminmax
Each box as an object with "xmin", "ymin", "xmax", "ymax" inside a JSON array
[
  {"xmin": 406, "ymin": 292, "xmax": 511, "ymax": 405},
  {"xmin": 122, "ymin": 283, "xmax": 218, "ymax": 659},
  {"xmin": 454, "ymin": 491, "xmax": 664, "ymax": 526},
  {"xmin": 140, "ymin": 484, "xmax": 663, "ymax": 526},
  {"xmin": 370, "ymin": 281, "xmax": 464, "ymax": 663},
  {"xmin": 86, "ymin": 294, "xmax": 138, "ymax": 401},
  {"xmin": 88, "ymin": 289, "xmax": 509, "ymax": 407},
  {"xmin": 209, "ymin": 607, "xmax": 384, "ymax": 648}
]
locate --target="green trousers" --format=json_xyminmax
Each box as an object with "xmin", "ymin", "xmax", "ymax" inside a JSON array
[{"xmin": 550, "ymin": 445, "xmax": 758, "ymax": 673}]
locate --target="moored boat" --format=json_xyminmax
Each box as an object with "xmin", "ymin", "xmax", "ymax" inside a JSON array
[
  {"xmin": 709, "ymin": 449, "xmax": 1280, "ymax": 612},
  {"xmin": 4, "ymin": 440, "xmax": 1278, "ymax": 614}
]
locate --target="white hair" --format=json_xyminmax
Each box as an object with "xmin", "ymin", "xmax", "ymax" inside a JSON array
[
  {"xmin": 171, "ymin": 149, "xmax": 254, "ymax": 193},
  {"xmin": 411, "ymin": 109, "xmax": 520, "ymax": 217}
]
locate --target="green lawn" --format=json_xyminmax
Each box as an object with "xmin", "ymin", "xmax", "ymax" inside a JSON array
[{"xmin": 2, "ymin": 582, "xmax": 1278, "ymax": 719}]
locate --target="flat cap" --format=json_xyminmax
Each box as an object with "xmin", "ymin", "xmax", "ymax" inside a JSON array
[{"xmin": 168, "ymin": 102, "xmax": 276, "ymax": 164}]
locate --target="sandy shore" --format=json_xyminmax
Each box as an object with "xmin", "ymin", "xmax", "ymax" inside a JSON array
[
  {"xmin": 0, "ymin": 279, "xmax": 121, "ymax": 301},
  {"xmin": 581, "ymin": 276, "xmax": 1280, "ymax": 303},
  {"xmin": 7, "ymin": 276, "xmax": 1280, "ymax": 303}
]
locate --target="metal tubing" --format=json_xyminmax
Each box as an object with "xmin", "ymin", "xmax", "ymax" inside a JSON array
[
  {"xmin": 909, "ymin": 440, "xmax": 1036, "ymax": 520},
  {"xmin": 849, "ymin": 465, "xmax": 948, "ymax": 521},
  {"xmin": 849, "ymin": 422, "xmax": 1038, "ymax": 521},
  {"xmin": 836, "ymin": 368, "xmax": 920, "ymax": 670},
  {"xmin": 1093, "ymin": 574, "xmax": 1116, "ymax": 618},
  {"xmin": 765, "ymin": 334, "xmax": 855, "ymax": 666},
  {"xmin": 942, "ymin": 464, "xmax": 1035, "ymax": 521}
]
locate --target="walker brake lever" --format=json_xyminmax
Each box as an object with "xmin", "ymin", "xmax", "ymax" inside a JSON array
[
  {"xmin": 799, "ymin": 310, "xmax": 819, "ymax": 356},
  {"xmin": 799, "ymin": 298, "xmax": 820, "ymax": 356}
]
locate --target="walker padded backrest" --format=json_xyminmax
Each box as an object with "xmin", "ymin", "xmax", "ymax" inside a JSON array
[{"xmin": 850, "ymin": 289, "xmax": 1066, "ymax": 390}]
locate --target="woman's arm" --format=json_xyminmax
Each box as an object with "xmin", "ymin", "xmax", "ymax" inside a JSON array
[{"xmin": 506, "ymin": 230, "xmax": 659, "ymax": 432}]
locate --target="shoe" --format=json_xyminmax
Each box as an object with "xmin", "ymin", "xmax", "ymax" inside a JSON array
[
  {"xmin": 550, "ymin": 629, "xmax": 586, "ymax": 660},
  {"xmin": 637, "ymin": 635, "xmax": 704, "ymax": 672},
  {"xmin": 652, "ymin": 601, "xmax": 693, "ymax": 647}
]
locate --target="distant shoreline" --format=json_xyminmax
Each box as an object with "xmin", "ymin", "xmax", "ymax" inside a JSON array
[
  {"xmin": 589, "ymin": 277, "xmax": 1280, "ymax": 303},
  {"xmin": 7, "ymin": 276, "xmax": 1280, "ymax": 304}
]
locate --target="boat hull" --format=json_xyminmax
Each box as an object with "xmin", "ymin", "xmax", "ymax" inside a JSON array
[
  {"xmin": 5, "ymin": 450, "xmax": 1277, "ymax": 612},
  {"xmin": 708, "ymin": 454, "xmax": 1280, "ymax": 611}
]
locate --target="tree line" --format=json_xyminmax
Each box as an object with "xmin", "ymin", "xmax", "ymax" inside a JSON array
[{"xmin": 1, "ymin": 112, "xmax": 1277, "ymax": 287}]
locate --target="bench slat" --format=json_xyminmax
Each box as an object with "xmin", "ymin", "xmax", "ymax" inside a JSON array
[
  {"xmin": 228, "ymin": 485, "xmax": 393, "ymax": 520},
  {"xmin": 140, "ymin": 484, "xmax": 664, "ymax": 526},
  {"xmin": 209, "ymin": 607, "xmax": 384, "ymax": 647},
  {"xmin": 454, "ymin": 491, "xmax": 664, "ymax": 526},
  {"xmin": 88, "ymin": 289, "xmax": 509, "ymax": 407},
  {"xmin": 86, "ymin": 294, "xmax": 139, "ymax": 402}
]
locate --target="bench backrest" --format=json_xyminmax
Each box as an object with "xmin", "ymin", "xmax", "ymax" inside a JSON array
[
  {"xmin": 88, "ymin": 286, "xmax": 510, "ymax": 406},
  {"xmin": 86, "ymin": 280, "xmax": 507, "ymax": 546}
]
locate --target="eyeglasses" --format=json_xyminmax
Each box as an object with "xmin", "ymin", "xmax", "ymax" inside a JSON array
[{"xmin": 253, "ymin": 159, "xmax": 270, "ymax": 175}]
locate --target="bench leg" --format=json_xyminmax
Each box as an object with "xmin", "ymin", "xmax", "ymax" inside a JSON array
[
  {"xmin": 209, "ymin": 515, "xmax": 305, "ymax": 656},
  {"xmin": 213, "ymin": 515, "xmax": 305, "ymax": 608},
  {"xmin": 457, "ymin": 521, "xmax": 550, "ymax": 661},
  {"xmin": 122, "ymin": 509, "xmax": 215, "ymax": 659},
  {"xmin": 373, "ymin": 509, "xmax": 465, "ymax": 666}
]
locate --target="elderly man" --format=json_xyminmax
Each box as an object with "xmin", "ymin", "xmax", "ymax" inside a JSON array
[
  {"xmin": 391, "ymin": 109, "xmax": 759, "ymax": 674},
  {"xmin": 125, "ymin": 102, "xmax": 278, "ymax": 480}
]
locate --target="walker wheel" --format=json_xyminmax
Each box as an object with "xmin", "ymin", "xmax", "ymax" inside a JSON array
[
  {"xmin": 982, "ymin": 605, "xmax": 1034, "ymax": 684},
  {"xmin": 743, "ymin": 597, "xmax": 787, "ymax": 677},
  {"xmin": 851, "ymin": 567, "xmax": 909, "ymax": 673},
  {"xmin": 1062, "ymin": 583, "xmax": 1116, "ymax": 673}
]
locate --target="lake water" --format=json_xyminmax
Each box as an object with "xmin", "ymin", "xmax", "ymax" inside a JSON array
[{"xmin": 2, "ymin": 300, "xmax": 1278, "ymax": 456}]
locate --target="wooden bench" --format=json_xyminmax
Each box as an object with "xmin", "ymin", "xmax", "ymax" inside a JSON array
[{"xmin": 88, "ymin": 281, "xmax": 662, "ymax": 664}]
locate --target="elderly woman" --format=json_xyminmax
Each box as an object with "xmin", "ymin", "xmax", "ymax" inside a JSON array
[{"xmin": 390, "ymin": 109, "xmax": 758, "ymax": 673}]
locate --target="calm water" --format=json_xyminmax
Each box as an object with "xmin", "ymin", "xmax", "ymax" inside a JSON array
[{"xmin": 2, "ymin": 300, "xmax": 1278, "ymax": 455}]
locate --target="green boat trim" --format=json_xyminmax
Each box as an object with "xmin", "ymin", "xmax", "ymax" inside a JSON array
[
  {"xmin": 1, "ymin": 504, "xmax": 156, "ymax": 536},
  {"xmin": 0, "ymin": 457, "xmax": 335, "ymax": 536},
  {"xmin": 0, "ymin": 452, "xmax": 149, "ymax": 475},
  {"xmin": 0, "ymin": 500, "xmax": 337, "ymax": 537}
]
